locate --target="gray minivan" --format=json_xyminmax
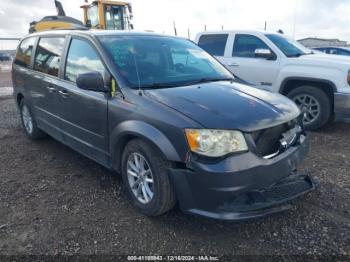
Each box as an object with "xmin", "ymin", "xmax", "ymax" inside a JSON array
[{"xmin": 12, "ymin": 30, "xmax": 315, "ymax": 220}]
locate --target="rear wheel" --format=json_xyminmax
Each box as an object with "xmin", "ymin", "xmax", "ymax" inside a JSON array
[
  {"xmin": 287, "ymin": 86, "xmax": 331, "ymax": 130},
  {"xmin": 19, "ymin": 99, "xmax": 46, "ymax": 140},
  {"xmin": 121, "ymin": 139, "xmax": 176, "ymax": 216}
]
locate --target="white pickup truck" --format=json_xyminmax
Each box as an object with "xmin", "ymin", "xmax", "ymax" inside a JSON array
[{"xmin": 195, "ymin": 30, "xmax": 350, "ymax": 130}]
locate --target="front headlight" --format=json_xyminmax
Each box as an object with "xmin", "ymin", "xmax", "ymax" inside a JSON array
[{"xmin": 185, "ymin": 129, "xmax": 248, "ymax": 157}]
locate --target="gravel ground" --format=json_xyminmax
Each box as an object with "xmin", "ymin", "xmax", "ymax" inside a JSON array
[{"xmin": 0, "ymin": 82, "xmax": 349, "ymax": 258}]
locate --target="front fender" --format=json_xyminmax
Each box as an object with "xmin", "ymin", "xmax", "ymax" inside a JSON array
[
  {"xmin": 277, "ymin": 64, "xmax": 342, "ymax": 92},
  {"xmin": 110, "ymin": 120, "xmax": 182, "ymax": 171}
]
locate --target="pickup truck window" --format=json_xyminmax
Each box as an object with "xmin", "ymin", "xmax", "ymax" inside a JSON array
[
  {"xmin": 14, "ymin": 37, "xmax": 36, "ymax": 68},
  {"xmin": 330, "ymin": 48, "xmax": 350, "ymax": 56},
  {"xmin": 314, "ymin": 47, "xmax": 328, "ymax": 54},
  {"xmin": 34, "ymin": 37, "xmax": 65, "ymax": 77},
  {"xmin": 98, "ymin": 35, "xmax": 232, "ymax": 89},
  {"xmin": 232, "ymin": 34, "xmax": 270, "ymax": 58},
  {"xmin": 65, "ymin": 38, "xmax": 105, "ymax": 83},
  {"xmin": 265, "ymin": 34, "xmax": 310, "ymax": 57},
  {"xmin": 198, "ymin": 34, "xmax": 228, "ymax": 56}
]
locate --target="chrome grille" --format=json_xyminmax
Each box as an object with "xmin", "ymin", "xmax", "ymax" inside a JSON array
[{"xmin": 251, "ymin": 119, "xmax": 298, "ymax": 158}]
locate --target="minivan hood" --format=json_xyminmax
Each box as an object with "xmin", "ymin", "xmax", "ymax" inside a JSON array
[{"xmin": 145, "ymin": 81, "xmax": 300, "ymax": 132}]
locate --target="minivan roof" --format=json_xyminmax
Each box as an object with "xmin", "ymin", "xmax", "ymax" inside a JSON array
[
  {"xmin": 23, "ymin": 30, "xmax": 167, "ymax": 39},
  {"xmin": 197, "ymin": 30, "xmax": 281, "ymax": 36}
]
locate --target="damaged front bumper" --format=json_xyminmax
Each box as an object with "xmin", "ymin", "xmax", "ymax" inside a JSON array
[{"xmin": 169, "ymin": 136, "xmax": 316, "ymax": 221}]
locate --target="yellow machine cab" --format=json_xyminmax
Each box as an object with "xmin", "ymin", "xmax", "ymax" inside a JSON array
[{"xmin": 29, "ymin": 0, "xmax": 133, "ymax": 33}]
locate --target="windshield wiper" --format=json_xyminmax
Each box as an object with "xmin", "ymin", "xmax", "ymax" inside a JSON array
[
  {"xmin": 140, "ymin": 83, "xmax": 178, "ymax": 89},
  {"xmin": 289, "ymin": 52, "xmax": 313, "ymax": 57},
  {"xmin": 184, "ymin": 77, "xmax": 234, "ymax": 85},
  {"xmin": 289, "ymin": 53, "xmax": 304, "ymax": 57},
  {"xmin": 139, "ymin": 77, "xmax": 234, "ymax": 89}
]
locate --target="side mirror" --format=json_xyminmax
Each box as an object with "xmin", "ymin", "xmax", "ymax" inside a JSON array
[
  {"xmin": 86, "ymin": 19, "xmax": 92, "ymax": 28},
  {"xmin": 76, "ymin": 72, "xmax": 109, "ymax": 92},
  {"xmin": 255, "ymin": 49, "xmax": 275, "ymax": 60}
]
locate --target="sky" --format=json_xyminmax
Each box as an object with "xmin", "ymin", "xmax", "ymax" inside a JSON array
[{"xmin": 0, "ymin": 0, "xmax": 350, "ymax": 49}]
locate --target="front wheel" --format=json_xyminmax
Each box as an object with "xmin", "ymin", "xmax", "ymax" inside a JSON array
[
  {"xmin": 121, "ymin": 139, "xmax": 176, "ymax": 216},
  {"xmin": 287, "ymin": 86, "xmax": 331, "ymax": 130}
]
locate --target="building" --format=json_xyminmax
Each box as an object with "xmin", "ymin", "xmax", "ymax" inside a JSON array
[{"xmin": 298, "ymin": 37, "xmax": 347, "ymax": 48}]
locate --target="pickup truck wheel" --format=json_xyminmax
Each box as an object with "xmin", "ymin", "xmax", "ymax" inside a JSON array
[
  {"xmin": 19, "ymin": 99, "xmax": 46, "ymax": 140},
  {"xmin": 121, "ymin": 139, "xmax": 176, "ymax": 216},
  {"xmin": 287, "ymin": 86, "xmax": 331, "ymax": 130}
]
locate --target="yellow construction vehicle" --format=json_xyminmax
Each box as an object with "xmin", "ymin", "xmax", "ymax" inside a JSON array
[
  {"xmin": 29, "ymin": 0, "xmax": 133, "ymax": 33},
  {"xmin": 81, "ymin": 0, "xmax": 133, "ymax": 30}
]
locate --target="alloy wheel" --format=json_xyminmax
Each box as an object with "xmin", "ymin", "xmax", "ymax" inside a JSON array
[
  {"xmin": 293, "ymin": 94, "xmax": 321, "ymax": 125},
  {"xmin": 21, "ymin": 105, "xmax": 34, "ymax": 134},
  {"xmin": 127, "ymin": 153, "xmax": 154, "ymax": 204}
]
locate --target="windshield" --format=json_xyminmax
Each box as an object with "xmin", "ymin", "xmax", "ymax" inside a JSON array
[
  {"xmin": 98, "ymin": 35, "xmax": 233, "ymax": 88},
  {"xmin": 266, "ymin": 34, "xmax": 312, "ymax": 57},
  {"xmin": 105, "ymin": 5, "xmax": 124, "ymax": 30}
]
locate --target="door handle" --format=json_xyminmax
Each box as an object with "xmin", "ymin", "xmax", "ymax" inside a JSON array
[
  {"xmin": 228, "ymin": 62, "xmax": 239, "ymax": 67},
  {"xmin": 58, "ymin": 89, "xmax": 69, "ymax": 98},
  {"xmin": 46, "ymin": 86, "xmax": 56, "ymax": 93}
]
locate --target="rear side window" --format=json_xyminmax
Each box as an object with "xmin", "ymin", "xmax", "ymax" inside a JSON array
[
  {"xmin": 232, "ymin": 34, "xmax": 270, "ymax": 58},
  {"xmin": 198, "ymin": 34, "xmax": 228, "ymax": 56},
  {"xmin": 64, "ymin": 38, "xmax": 105, "ymax": 83},
  {"xmin": 14, "ymin": 37, "xmax": 36, "ymax": 68},
  {"xmin": 34, "ymin": 37, "xmax": 65, "ymax": 77}
]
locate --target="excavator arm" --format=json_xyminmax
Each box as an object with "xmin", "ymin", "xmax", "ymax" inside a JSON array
[
  {"xmin": 29, "ymin": 0, "xmax": 87, "ymax": 33},
  {"xmin": 55, "ymin": 0, "xmax": 66, "ymax": 16},
  {"xmin": 29, "ymin": 0, "xmax": 133, "ymax": 34}
]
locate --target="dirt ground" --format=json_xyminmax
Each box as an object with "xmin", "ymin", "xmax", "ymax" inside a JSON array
[{"xmin": 0, "ymin": 72, "xmax": 349, "ymax": 259}]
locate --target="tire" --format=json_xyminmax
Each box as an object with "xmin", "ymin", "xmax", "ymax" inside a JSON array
[
  {"xmin": 121, "ymin": 139, "xmax": 176, "ymax": 216},
  {"xmin": 19, "ymin": 99, "xmax": 46, "ymax": 140},
  {"xmin": 287, "ymin": 86, "xmax": 331, "ymax": 130}
]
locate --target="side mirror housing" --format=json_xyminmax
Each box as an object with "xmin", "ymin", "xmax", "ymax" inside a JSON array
[
  {"xmin": 76, "ymin": 72, "xmax": 109, "ymax": 92},
  {"xmin": 86, "ymin": 19, "xmax": 92, "ymax": 28},
  {"xmin": 255, "ymin": 49, "xmax": 275, "ymax": 60}
]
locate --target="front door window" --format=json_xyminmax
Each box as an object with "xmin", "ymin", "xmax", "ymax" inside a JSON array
[{"xmin": 65, "ymin": 38, "xmax": 106, "ymax": 83}]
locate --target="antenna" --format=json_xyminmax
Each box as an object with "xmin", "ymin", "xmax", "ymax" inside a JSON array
[{"xmin": 130, "ymin": 50, "xmax": 142, "ymax": 95}]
